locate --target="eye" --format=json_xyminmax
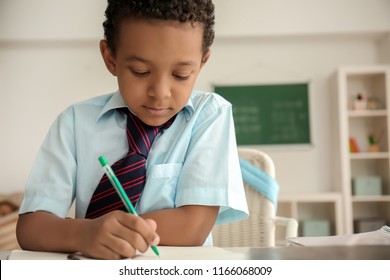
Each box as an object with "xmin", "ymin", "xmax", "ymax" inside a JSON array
[
  {"xmin": 129, "ymin": 68, "xmax": 150, "ymax": 77},
  {"xmin": 173, "ymin": 73, "xmax": 190, "ymax": 81}
]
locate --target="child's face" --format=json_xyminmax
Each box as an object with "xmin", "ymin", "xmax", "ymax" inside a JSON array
[{"xmin": 101, "ymin": 19, "xmax": 210, "ymax": 127}]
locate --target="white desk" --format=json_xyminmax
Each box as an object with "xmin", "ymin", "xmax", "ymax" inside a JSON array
[
  {"xmin": 245, "ymin": 245, "xmax": 390, "ymax": 260},
  {"xmin": 2, "ymin": 245, "xmax": 390, "ymax": 260}
]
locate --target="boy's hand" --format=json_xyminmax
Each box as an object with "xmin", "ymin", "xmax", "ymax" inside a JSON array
[{"xmin": 80, "ymin": 210, "xmax": 159, "ymax": 259}]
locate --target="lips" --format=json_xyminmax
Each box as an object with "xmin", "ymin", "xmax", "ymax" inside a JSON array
[
  {"xmin": 144, "ymin": 105, "xmax": 169, "ymax": 115},
  {"xmin": 145, "ymin": 106, "xmax": 165, "ymax": 111}
]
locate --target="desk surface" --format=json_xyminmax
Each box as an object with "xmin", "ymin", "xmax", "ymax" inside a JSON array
[
  {"xmin": 2, "ymin": 246, "xmax": 390, "ymax": 260},
  {"xmin": 246, "ymin": 245, "xmax": 390, "ymax": 260}
]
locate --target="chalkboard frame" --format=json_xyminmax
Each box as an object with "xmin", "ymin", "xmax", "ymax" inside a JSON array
[{"xmin": 214, "ymin": 82, "xmax": 312, "ymax": 147}]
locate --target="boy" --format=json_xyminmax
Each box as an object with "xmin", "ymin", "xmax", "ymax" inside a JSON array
[{"xmin": 17, "ymin": 0, "xmax": 248, "ymax": 259}]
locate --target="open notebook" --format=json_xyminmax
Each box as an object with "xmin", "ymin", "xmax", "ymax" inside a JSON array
[
  {"xmin": 8, "ymin": 246, "xmax": 247, "ymax": 260},
  {"xmin": 287, "ymin": 225, "xmax": 390, "ymax": 246}
]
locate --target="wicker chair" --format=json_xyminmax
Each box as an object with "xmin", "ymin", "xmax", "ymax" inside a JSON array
[
  {"xmin": 0, "ymin": 192, "xmax": 23, "ymax": 250},
  {"xmin": 212, "ymin": 148, "xmax": 298, "ymax": 247}
]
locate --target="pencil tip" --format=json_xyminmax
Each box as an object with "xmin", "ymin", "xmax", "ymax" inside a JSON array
[{"xmin": 151, "ymin": 246, "xmax": 160, "ymax": 256}]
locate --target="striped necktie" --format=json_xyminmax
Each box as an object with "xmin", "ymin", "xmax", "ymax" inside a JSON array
[{"xmin": 85, "ymin": 109, "xmax": 175, "ymax": 219}]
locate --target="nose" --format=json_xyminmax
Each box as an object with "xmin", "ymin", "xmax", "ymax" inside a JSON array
[{"xmin": 148, "ymin": 75, "xmax": 171, "ymax": 99}]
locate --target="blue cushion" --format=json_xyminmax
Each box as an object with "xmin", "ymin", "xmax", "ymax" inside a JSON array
[{"xmin": 239, "ymin": 158, "xmax": 280, "ymax": 210}]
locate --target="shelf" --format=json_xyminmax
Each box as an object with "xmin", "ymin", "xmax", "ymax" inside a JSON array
[
  {"xmin": 278, "ymin": 193, "xmax": 343, "ymax": 236},
  {"xmin": 348, "ymin": 110, "xmax": 387, "ymax": 117},
  {"xmin": 334, "ymin": 65, "xmax": 390, "ymax": 234},
  {"xmin": 349, "ymin": 152, "xmax": 389, "ymax": 159},
  {"xmin": 279, "ymin": 192, "xmax": 342, "ymax": 202},
  {"xmin": 352, "ymin": 195, "xmax": 390, "ymax": 202}
]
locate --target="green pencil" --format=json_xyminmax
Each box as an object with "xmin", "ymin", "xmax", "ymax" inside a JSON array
[{"xmin": 98, "ymin": 155, "xmax": 160, "ymax": 257}]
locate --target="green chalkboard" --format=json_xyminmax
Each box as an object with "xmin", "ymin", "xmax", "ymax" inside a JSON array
[{"xmin": 214, "ymin": 83, "xmax": 311, "ymax": 145}]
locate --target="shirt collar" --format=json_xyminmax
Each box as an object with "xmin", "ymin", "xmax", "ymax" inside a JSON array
[
  {"xmin": 182, "ymin": 95, "xmax": 194, "ymax": 121},
  {"xmin": 96, "ymin": 91, "xmax": 127, "ymax": 121},
  {"xmin": 96, "ymin": 90, "xmax": 195, "ymax": 122}
]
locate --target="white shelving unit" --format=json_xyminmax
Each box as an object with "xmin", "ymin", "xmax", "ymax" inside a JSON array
[
  {"xmin": 333, "ymin": 65, "xmax": 390, "ymax": 234},
  {"xmin": 278, "ymin": 193, "xmax": 343, "ymax": 237}
]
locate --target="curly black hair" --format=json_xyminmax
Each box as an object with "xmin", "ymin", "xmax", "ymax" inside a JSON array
[{"xmin": 103, "ymin": 0, "xmax": 215, "ymax": 56}]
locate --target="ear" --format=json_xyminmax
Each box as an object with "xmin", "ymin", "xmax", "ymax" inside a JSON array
[
  {"xmin": 200, "ymin": 49, "xmax": 211, "ymax": 70},
  {"xmin": 100, "ymin": 40, "xmax": 117, "ymax": 76}
]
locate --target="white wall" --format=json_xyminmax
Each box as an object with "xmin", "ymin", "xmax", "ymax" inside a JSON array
[
  {"xmin": 213, "ymin": 0, "xmax": 390, "ymax": 37},
  {"xmin": 1, "ymin": 0, "xmax": 390, "ymax": 195},
  {"xmin": 0, "ymin": 0, "xmax": 106, "ymax": 40},
  {"xmin": 378, "ymin": 34, "xmax": 390, "ymax": 63},
  {"xmin": 0, "ymin": 0, "xmax": 113, "ymax": 194}
]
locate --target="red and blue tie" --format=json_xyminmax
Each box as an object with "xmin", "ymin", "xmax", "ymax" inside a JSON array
[{"xmin": 85, "ymin": 109, "xmax": 175, "ymax": 219}]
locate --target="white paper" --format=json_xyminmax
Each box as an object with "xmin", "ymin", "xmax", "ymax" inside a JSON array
[
  {"xmin": 8, "ymin": 246, "xmax": 246, "ymax": 260},
  {"xmin": 287, "ymin": 225, "xmax": 390, "ymax": 246}
]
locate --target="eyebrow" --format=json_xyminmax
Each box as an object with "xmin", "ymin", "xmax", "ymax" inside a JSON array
[
  {"xmin": 126, "ymin": 55, "xmax": 149, "ymax": 63},
  {"xmin": 126, "ymin": 55, "xmax": 197, "ymax": 67}
]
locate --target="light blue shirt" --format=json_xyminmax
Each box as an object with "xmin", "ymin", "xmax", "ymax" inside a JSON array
[{"xmin": 20, "ymin": 90, "xmax": 248, "ymax": 244}]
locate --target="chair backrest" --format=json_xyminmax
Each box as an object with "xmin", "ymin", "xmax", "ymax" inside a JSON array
[
  {"xmin": 0, "ymin": 192, "xmax": 23, "ymax": 250},
  {"xmin": 212, "ymin": 148, "xmax": 278, "ymax": 247}
]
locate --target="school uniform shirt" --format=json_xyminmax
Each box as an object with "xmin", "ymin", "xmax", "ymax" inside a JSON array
[{"xmin": 19, "ymin": 90, "xmax": 249, "ymax": 245}]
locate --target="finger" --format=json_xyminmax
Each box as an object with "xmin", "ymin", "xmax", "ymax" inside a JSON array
[
  {"xmin": 145, "ymin": 219, "xmax": 157, "ymax": 231},
  {"xmin": 145, "ymin": 219, "xmax": 160, "ymax": 246},
  {"xmin": 110, "ymin": 226, "xmax": 150, "ymax": 255},
  {"xmin": 118, "ymin": 213, "xmax": 159, "ymax": 244},
  {"xmin": 112, "ymin": 220, "xmax": 159, "ymax": 253},
  {"xmin": 102, "ymin": 213, "xmax": 151, "ymax": 254},
  {"xmin": 103, "ymin": 236, "xmax": 138, "ymax": 258},
  {"xmin": 85, "ymin": 212, "xmax": 143, "ymax": 259}
]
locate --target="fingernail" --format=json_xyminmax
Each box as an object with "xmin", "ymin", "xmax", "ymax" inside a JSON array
[{"xmin": 151, "ymin": 235, "xmax": 160, "ymax": 246}]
